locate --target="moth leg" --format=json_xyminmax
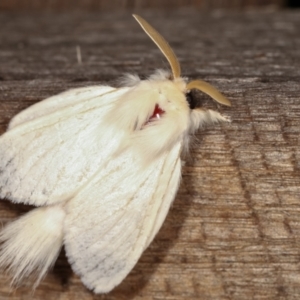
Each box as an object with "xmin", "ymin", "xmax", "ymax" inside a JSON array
[{"xmin": 190, "ymin": 108, "xmax": 230, "ymax": 132}]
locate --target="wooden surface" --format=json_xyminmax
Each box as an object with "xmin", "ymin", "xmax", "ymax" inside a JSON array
[
  {"xmin": 0, "ymin": 0, "xmax": 285, "ymax": 12},
  {"xmin": 0, "ymin": 9, "xmax": 300, "ymax": 300}
]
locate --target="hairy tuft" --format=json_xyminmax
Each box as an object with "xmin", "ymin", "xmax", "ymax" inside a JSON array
[{"xmin": 0, "ymin": 205, "xmax": 65, "ymax": 288}]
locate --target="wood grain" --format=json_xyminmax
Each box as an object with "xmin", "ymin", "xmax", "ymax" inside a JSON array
[
  {"xmin": 0, "ymin": 9, "xmax": 300, "ymax": 300},
  {"xmin": 0, "ymin": 0, "xmax": 285, "ymax": 12}
]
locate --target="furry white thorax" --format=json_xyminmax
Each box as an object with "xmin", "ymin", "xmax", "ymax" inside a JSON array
[
  {"xmin": 109, "ymin": 70, "xmax": 190, "ymax": 163},
  {"xmin": 115, "ymin": 69, "xmax": 227, "ymax": 161}
]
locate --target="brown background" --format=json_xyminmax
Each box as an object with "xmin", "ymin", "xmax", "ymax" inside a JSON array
[
  {"xmin": 0, "ymin": 0, "xmax": 287, "ymax": 11},
  {"xmin": 0, "ymin": 1, "xmax": 300, "ymax": 300}
]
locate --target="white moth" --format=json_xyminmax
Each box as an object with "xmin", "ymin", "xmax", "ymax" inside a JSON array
[{"xmin": 0, "ymin": 15, "xmax": 231, "ymax": 293}]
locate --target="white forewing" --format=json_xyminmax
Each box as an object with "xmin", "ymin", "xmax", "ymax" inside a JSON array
[
  {"xmin": 144, "ymin": 150, "xmax": 181, "ymax": 248},
  {"xmin": 0, "ymin": 87, "xmax": 130, "ymax": 206},
  {"xmin": 64, "ymin": 142, "xmax": 182, "ymax": 293},
  {"xmin": 9, "ymin": 86, "xmax": 115, "ymax": 129}
]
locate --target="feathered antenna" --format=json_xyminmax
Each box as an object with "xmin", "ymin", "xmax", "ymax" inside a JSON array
[
  {"xmin": 133, "ymin": 14, "xmax": 181, "ymax": 79},
  {"xmin": 133, "ymin": 14, "xmax": 231, "ymax": 107},
  {"xmin": 186, "ymin": 80, "xmax": 231, "ymax": 106}
]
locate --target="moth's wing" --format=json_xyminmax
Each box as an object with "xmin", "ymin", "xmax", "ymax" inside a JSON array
[
  {"xmin": 64, "ymin": 142, "xmax": 182, "ymax": 293},
  {"xmin": 0, "ymin": 87, "xmax": 130, "ymax": 206},
  {"xmin": 9, "ymin": 86, "xmax": 115, "ymax": 129}
]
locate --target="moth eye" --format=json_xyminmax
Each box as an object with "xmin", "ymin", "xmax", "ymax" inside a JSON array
[{"xmin": 186, "ymin": 92, "xmax": 197, "ymax": 109}]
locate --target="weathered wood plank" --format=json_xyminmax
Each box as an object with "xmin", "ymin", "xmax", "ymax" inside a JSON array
[
  {"xmin": 0, "ymin": 10, "xmax": 300, "ymax": 300},
  {"xmin": 0, "ymin": 0, "xmax": 285, "ymax": 12}
]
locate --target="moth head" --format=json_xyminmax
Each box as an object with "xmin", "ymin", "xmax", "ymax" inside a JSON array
[{"xmin": 133, "ymin": 14, "xmax": 231, "ymax": 108}]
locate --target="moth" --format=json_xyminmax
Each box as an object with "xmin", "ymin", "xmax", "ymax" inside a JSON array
[{"xmin": 0, "ymin": 15, "xmax": 231, "ymax": 293}]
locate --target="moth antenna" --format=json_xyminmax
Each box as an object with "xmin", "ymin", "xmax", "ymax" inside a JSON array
[
  {"xmin": 186, "ymin": 80, "xmax": 231, "ymax": 106},
  {"xmin": 133, "ymin": 14, "xmax": 181, "ymax": 79}
]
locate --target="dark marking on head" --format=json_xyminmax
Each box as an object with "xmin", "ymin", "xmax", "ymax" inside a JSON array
[{"xmin": 186, "ymin": 92, "xmax": 197, "ymax": 109}]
